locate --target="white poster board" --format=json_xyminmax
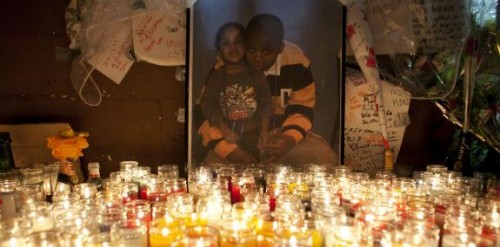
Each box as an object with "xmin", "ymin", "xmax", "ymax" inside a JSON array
[
  {"xmin": 132, "ymin": 5, "xmax": 186, "ymax": 66},
  {"xmin": 344, "ymin": 69, "xmax": 411, "ymax": 174}
]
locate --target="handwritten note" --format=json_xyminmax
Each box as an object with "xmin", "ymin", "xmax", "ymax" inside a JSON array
[
  {"xmin": 132, "ymin": 6, "xmax": 186, "ymax": 66},
  {"xmin": 344, "ymin": 69, "xmax": 411, "ymax": 175},
  {"xmin": 87, "ymin": 21, "xmax": 134, "ymax": 85},
  {"xmin": 363, "ymin": 0, "xmax": 468, "ymax": 54}
]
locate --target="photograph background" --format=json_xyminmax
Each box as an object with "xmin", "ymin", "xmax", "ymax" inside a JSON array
[{"xmin": 189, "ymin": 0, "xmax": 344, "ymax": 165}]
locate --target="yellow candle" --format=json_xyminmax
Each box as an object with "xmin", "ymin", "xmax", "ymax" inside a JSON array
[
  {"xmin": 310, "ymin": 229, "xmax": 323, "ymax": 247},
  {"xmin": 219, "ymin": 219, "xmax": 254, "ymax": 247},
  {"xmin": 255, "ymin": 219, "xmax": 277, "ymax": 238},
  {"xmin": 149, "ymin": 218, "xmax": 183, "ymax": 247},
  {"xmin": 181, "ymin": 212, "xmax": 208, "ymax": 228}
]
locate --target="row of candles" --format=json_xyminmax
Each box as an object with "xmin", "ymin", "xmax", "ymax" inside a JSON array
[{"xmin": 0, "ymin": 161, "xmax": 499, "ymax": 246}]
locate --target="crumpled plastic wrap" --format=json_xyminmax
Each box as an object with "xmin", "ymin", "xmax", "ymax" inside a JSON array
[
  {"xmin": 65, "ymin": 0, "xmax": 185, "ymax": 106},
  {"xmin": 360, "ymin": 0, "xmax": 470, "ymax": 99},
  {"xmin": 349, "ymin": 0, "xmax": 499, "ymax": 153},
  {"xmin": 435, "ymin": 0, "xmax": 500, "ymax": 153}
]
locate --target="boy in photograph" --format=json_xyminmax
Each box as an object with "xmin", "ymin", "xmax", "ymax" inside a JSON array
[{"xmin": 200, "ymin": 14, "xmax": 338, "ymax": 169}]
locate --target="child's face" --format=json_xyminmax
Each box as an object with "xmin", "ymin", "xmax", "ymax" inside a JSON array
[
  {"xmin": 245, "ymin": 34, "xmax": 282, "ymax": 71},
  {"xmin": 217, "ymin": 26, "xmax": 245, "ymax": 65}
]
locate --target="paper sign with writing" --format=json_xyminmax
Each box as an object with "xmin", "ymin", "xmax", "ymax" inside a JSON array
[
  {"xmin": 87, "ymin": 21, "xmax": 134, "ymax": 84},
  {"xmin": 344, "ymin": 69, "xmax": 411, "ymax": 174},
  {"xmin": 132, "ymin": 8, "xmax": 186, "ymax": 66},
  {"xmin": 361, "ymin": 0, "xmax": 468, "ymax": 54}
]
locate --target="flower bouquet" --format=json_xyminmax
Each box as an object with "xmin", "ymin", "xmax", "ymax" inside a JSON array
[{"xmin": 47, "ymin": 127, "xmax": 89, "ymax": 184}]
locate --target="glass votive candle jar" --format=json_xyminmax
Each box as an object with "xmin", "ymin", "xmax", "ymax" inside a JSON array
[
  {"xmin": 452, "ymin": 176, "xmax": 482, "ymax": 194},
  {"xmin": 426, "ymin": 164, "xmax": 447, "ymax": 175},
  {"xmin": 381, "ymin": 220, "xmax": 439, "ymax": 247},
  {"xmin": 333, "ymin": 166, "xmax": 352, "ymax": 179},
  {"xmin": 405, "ymin": 188, "xmax": 428, "ymax": 203},
  {"xmin": 116, "ymin": 182, "xmax": 139, "ymax": 203},
  {"xmin": 167, "ymin": 178, "xmax": 188, "ymax": 194},
  {"xmin": 391, "ymin": 177, "xmax": 416, "ymax": 206},
  {"xmin": 139, "ymin": 174, "xmax": 159, "ymax": 200},
  {"xmin": 275, "ymin": 225, "xmax": 312, "ymax": 246},
  {"xmin": 375, "ymin": 169, "xmax": 395, "ymax": 182},
  {"xmin": 57, "ymin": 217, "xmax": 99, "ymax": 247},
  {"xmin": 110, "ymin": 219, "xmax": 148, "ymax": 247},
  {"xmin": 311, "ymin": 190, "xmax": 341, "ymax": 214},
  {"xmin": 231, "ymin": 202, "xmax": 259, "ymax": 228},
  {"xmin": 308, "ymin": 163, "xmax": 327, "ymax": 174},
  {"xmin": 273, "ymin": 165, "xmax": 294, "ymax": 177},
  {"xmin": 255, "ymin": 213, "xmax": 278, "ymax": 239},
  {"xmin": 288, "ymin": 172, "xmax": 310, "ymax": 196},
  {"xmin": 132, "ymin": 166, "xmax": 151, "ymax": 184},
  {"xmin": 0, "ymin": 179, "xmax": 21, "ymax": 220},
  {"xmin": 73, "ymin": 183, "xmax": 98, "ymax": 201},
  {"xmin": 183, "ymin": 226, "xmax": 219, "ymax": 246},
  {"xmin": 167, "ymin": 193, "xmax": 194, "ymax": 217},
  {"xmin": 230, "ymin": 173, "xmax": 255, "ymax": 204},
  {"xmin": 315, "ymin": 206, "xmax": 347, "ymax": 238},
  {"xmin": 20, "ymin": 168, "xmax": 44, "ymax": 187},
  {"xmin": 216, "ymin": 166, "xmax": 235, "ymax": 191},
  {"xmin": 96, "ymin": 205, "xmax": 123, "ymax": 232},
  {"xmin": 239, "ymin": 235, "xmax": 276, "ymax": 247},
  {"xmin": 198, "ymin": 190, "xmax": 231, "ymax": 229},
  {"xmin": 25, "ymin": 230, "xmax": 60, "ymax": 247},
  {"xmin": 443, "ymin": 204, "xmax": 477, "ymax": 235},
  {"xmin": 474, "ymin": 172, "xmax": 497, "ymax": 195},
  {"xmin": 85, "ymin": 232, "xmax": 111, "ymax": 247},
  {"xmin": 109, "ymin": 171, "xmax": 123, "ymax": 183},
  {"xmin": 0, "ymin": 217, "xmax": 32, "ymax": 246},
  {"xmin": 405, "ymin": 201, "xmax": 435, "ymax": 224},
  {"xmin": 325, "ymin": 217, "xmax": 362, "ymax": 247},
  {"xmin": 152, "ymin": 201, "xmax": 171, "ymax": 220},
  {"xmin": 19, "ymin": 201, "xmax": 54, "ymax": 233},
  {"xmin": 433, "ymin": 193, "xmax": 464, "ymax": 227},
  {"xmin": 442, "ymin": 233, "xmax": 495, "ymax": 247},
  {"xmin": 219, "ymin": 218, "xmax": 254, "ymax": 247},
  {"xmin": 149, "ymin": 217, "xmax": 184, "ymax": 247},
  {"xmin": 478, "ymin": 212, "xmax": 499, "ymax": 246},
  {"xmin": 355, "ymin": 202, "xmax": 396, "ymax": 227},
  {"xmin": 158, "ymin": 164, "xmax": 179, "ymax": 180},
  {"xmin": 39, "ymin": 163, "xmax": 60, "ymax": 197},
  {"xmin": 296, "ymin": 212, "xmax": 323, "ymax": 247},
  {"xmin": 119, "ymin": 160, "xmax": 139, "ymax": 182},
  {"xmin": 442, "ymin": 170, "xmax": 462, "ymax": 186},
  {"xmin": 15, "ymin": 184, "xmax": 45, "ymax": 206},
  {"xmin": 147, "ymin": 181, "xmax": 169, "ymax": 203},
  {"xmin": 360, "ymin": 222, "xmax": 396, "ymax": 247},
  {"xmin": 348, "ymin": 172, "xmax": 369, "ymax": 184},
  {"xmin": 242, "ymin": 167, "xmax": 267, "ymax": 193},
  {"xmin": 312, "ymin": 172, "xmax": 335, "ymax": 188},
  {"xmin": 275, "ymin": 195, "xmax": 304, "ymax": 225},
  {"xmin": 123, "ymin": 200, "xmax": 152, "ymax": 224}
]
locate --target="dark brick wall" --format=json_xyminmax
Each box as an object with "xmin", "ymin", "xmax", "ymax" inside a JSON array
[{"xmin": 0, "ymin": 1, "xmax": 187, "ymax": 178}]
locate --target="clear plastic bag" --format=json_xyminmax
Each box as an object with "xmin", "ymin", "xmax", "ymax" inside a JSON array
[
  {"xmin": 435, "ymin": 0, "xmax": 500, "ymax": 152},
  {"xmin": 363, "ymin": 0, "xmax": 471, "ymax": 99}
]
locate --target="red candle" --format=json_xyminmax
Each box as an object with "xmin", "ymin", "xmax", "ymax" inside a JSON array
[
  {"xmin": 231, "ymin": 184, "xmax": 241, "ymax": 204},
  {"xmin": 139, "ymin": 186, "xmax": 148, "ymax": 200},
  {"xmin": 269, "ymin": 196, "xmax": 277, "ymax": 212},
  {"xmin": 481, "ymin": 225, "xmax": 498, "ymax": 246}
]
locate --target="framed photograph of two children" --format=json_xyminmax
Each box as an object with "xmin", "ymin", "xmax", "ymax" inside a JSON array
[{"xmin": 187, "ymin": 0, "xmax": 344, "ymax": 169}]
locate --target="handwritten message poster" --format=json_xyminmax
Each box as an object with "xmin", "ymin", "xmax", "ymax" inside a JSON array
[
  {"xmin": 362, "ymin": 0, "xmax": 468, "ymax": 54},
  {"xmin": 344, "ymin": 69, "xmax": 411, "ymax": 174},
  {"xmin": 132, "ymin": 7, "xmax": 186, "ymax": 66}
]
